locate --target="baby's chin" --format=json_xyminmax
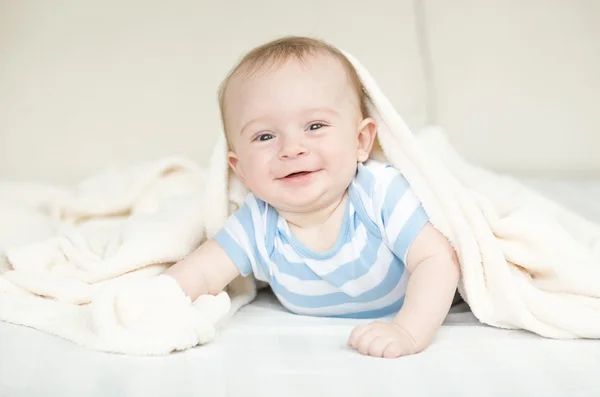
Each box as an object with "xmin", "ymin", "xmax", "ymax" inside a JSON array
[
  {"xmin": 270, "ymin": 199, "xmax": 320, "ymax": 213},
  {"xmin": 250, "ymin": 177, "xmax": 339, "ymax": 212},
  {"xmin": 265, "ymin": 190, "xmax": 334, "ymax": 214}
]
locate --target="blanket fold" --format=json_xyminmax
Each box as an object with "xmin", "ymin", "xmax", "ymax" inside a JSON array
[
  {"xmin": 1, "ymin": 49, "xmax": 600, "ymax": 355},
  {"xmin": 0, "ymin": 157, "xmax": 232, "ymax": 354}
]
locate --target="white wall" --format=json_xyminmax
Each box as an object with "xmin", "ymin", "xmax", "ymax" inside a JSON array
[
  {"xmin": 1, "ymin": 0, "xmax": 599, "ymax": 183},
  {"xmin": 0, "ymin": 0, "xmax": 426, "ymax": 183},
  {"xmin": 423, "ymin": 0, "xmax": 600, "ymax": 175}
]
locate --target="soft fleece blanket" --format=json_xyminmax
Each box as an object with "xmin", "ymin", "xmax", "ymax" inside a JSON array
[
  {"xmin": 0, "ymin": 158, "xmax": 241, "ymax": 355},
  {"xmin": 2, "ymin": 51, "xmax": 600, "ymax": 356}
]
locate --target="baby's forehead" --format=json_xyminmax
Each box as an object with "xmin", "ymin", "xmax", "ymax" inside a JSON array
[{"xmin": 228, "ymin": 53, "xmax": 353, "ymax": 97}]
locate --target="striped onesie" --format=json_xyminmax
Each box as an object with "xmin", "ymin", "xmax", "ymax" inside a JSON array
[{"xmin": 214, "ymin": 160, "xmax": 429, "ymax": 318}]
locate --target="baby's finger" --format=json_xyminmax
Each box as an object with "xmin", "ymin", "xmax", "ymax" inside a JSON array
[
  {"xmin": 356, "ymin": 329, "xmax": 378, "ymax": 355},
  {"xmin": 382, "ymin": 341, "xmax": 407, "ymax": 359},
  {"xmin": 368, "ymin": 336, "xmax": 395, "ymax": 358},
  {"xmin": 347, "ymin": 324, "xmax": 371, "ymax": 347}
]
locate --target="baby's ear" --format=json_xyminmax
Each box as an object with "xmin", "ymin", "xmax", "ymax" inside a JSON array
[
  {"xmin": 356, "ymin": 117, "xmax": 377, "ymax": 162},
  {"xmin": 227, "ymin": 151, "xmax": 246, "ymax": 184}
]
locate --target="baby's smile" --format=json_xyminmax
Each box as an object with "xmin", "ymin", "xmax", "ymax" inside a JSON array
[{"xmin": 278, "ymin": 170, "xmax": 320, "ymax": 187}]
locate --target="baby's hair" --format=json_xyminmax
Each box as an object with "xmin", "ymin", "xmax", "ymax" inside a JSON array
[{"xmin": 218, "ymin": 36, "xmax": 370, "ymax": 144}]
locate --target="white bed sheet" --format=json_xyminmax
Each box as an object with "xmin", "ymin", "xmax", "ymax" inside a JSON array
[{"xmin": 2, "ymin": 178, "xmax": 600, "ymax": 397}]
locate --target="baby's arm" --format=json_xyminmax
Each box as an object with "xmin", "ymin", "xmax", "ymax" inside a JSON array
[
  {"xmin": 392, "ymin": 223, "xmax": 460, "ymax": 350},
  {"xmin": 164, "ymin": 238, "xmax": 241, "ymax": 302},
  {"xmin": 348, "ymin": 223, "xmax": 460, "ymax": 357}
]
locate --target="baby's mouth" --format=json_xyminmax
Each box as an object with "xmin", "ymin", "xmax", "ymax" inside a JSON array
[
  {"xmin": 285, "ymin": 171, "xmax": 311, "ymax": 178},
  {"xmin": 279, "ymin": 170, "xmax": 319, "ymax": 181}
]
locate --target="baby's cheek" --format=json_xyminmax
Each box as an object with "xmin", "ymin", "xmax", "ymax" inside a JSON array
[
  {"xmin": 245, "ymin": 154, "xmax": 268, "ymax": 172},
  {"xmin": 244, "ymin": 159, "xmax": 272, "ymax": 187},
  {"xmin": 327, "ymin": 143, "xmax": 357, "ymax": 165}
]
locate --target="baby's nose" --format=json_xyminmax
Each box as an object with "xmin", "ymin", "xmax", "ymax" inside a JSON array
[{"xmin": 278, "ymin": 142, "xmax": 308, "ymax": 159}]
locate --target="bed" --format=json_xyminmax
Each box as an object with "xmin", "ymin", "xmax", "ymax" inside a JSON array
[{"xmin": 1, "ymin": 177, "xmax": 599, "ymax": 397}]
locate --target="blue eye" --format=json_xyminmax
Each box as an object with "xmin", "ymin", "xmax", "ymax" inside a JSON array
[
  {"xmin": 308, "ymin": 123, "xmax": 324, "ymax": 131},
  {"xmin": 256, "ymin": 133, "xmax": 274, "ymax": 142}
]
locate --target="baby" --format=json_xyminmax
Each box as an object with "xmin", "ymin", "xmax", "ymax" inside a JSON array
[{"xmin": 164, "ymin": 36, "xmax": 460, "ymax": 358}]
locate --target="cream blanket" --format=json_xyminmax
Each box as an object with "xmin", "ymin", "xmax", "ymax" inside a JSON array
[
  {"xmin": 0, "ymin": 158, "xmax": 239, "ymax": 355},
  {"xmin": 2, "ymin": 51, "xmax": 600, "ymax": 356}
]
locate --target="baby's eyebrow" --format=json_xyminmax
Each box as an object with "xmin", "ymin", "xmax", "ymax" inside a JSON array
[
  {"xmin": 303, "ymin": 107, "xmax": 340, "ymax": 117},
  {"xmin": 240, "ymin": 116, "xmax": 269, "ymax": 135}
]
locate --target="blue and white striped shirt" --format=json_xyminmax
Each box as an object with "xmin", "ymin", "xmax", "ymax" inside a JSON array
[{"xmin": 214, "ymin": 160, "xmax": 429, "ymax": 318}]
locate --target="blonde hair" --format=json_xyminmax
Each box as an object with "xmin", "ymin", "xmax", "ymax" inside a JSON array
[{"xmin": 218, "ymin": 36, "xmax": 369, "ymax": 142}]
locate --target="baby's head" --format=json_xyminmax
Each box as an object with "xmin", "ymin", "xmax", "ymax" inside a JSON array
[{"xmin": 218, "ymin": 36, "xmax": 377, "ymax": 213}]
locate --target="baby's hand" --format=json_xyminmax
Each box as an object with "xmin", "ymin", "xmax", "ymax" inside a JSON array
[{"xmin": 347, "ymin": 321, "xmax": 420, "ymax": 358}]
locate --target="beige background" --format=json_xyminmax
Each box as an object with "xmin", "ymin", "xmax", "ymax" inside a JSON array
[
  {"xmin": 423, "ymin": 0, "xmax": 600, "ymax": 175},
  {"xmin": 0, "ymin": 0, "xmax": 598, "ymax": 183}
]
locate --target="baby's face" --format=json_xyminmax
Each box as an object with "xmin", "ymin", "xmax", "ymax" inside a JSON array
[{"xmin": 224, "ymin": 54, "xmax": 374, "ymax": 213}]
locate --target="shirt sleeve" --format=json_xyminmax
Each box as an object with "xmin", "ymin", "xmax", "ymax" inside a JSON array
[
  {"xmin": 374, "ymin": 165, "xmax": 429, "ymax": 263},
  {"xmin": 212, "ymin": 194, "xmax": 262, "ymax": 277}
]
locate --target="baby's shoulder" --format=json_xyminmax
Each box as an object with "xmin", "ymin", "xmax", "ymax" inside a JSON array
[
  {"xmin": 352, "ymin": 160, "xmax": 416, "ymax": 218},
  {"xmin": 358, "ymin": 159, "xmax": 397, "ymax": 173},
  {"xmin": 353, "ymin": 159, "xmax": 406, "ymax": 194},
  {"xmin": 226, "ymin": 191, "xmax": 270, "ymax": 224}
]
